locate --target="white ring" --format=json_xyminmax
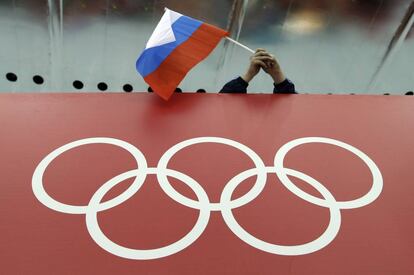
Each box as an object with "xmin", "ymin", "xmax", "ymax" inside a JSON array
[
  {"xmin": 274, "ymin": 137, "xmax": 383, "ymax": 209},
  {"xmin": 221, "ymin": 167, "xmax": 341, "ymax": 256},
  {"xmin": 32, "ymin": 137, "xmax": 148, "ymax": 214},
  {"xmin": 85, "ymin": 168, "xmax": 210, "ymax": 260},
  {"xmin": 157, "ymin": 137, "xmax": 267, "ymax": 211}
]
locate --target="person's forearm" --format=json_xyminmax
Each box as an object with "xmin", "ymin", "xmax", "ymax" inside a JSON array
[
  {"xmin": 269, "ymin": 70, "xmax": 286, "ymax": 85},
  {"xmin": 242, "ymin": 70, "xmax": 257, "ymax": 83}
]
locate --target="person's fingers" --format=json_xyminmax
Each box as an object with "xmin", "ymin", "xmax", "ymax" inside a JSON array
[
  {"xmin": 255, "ymin": 51, "xmax": 279, "ymax": 61},
  {"xmin": 267, "ymin": 58, "xmax": 276, "ymax": 65},
  {"xmin": 264, "ymin": 54, "xmax": 279, "ymax": 68},
  {"xmin": 250, "ymin": 56, "xmax": 271, "ymax": 64},
  {"xmin": 252, "ymin": 60, "xmax": 267, "ymax": 68},
  {"xmin": 254, "ymin": 50, "xmax": 270, "ymax": 55},
  {"xmin": 260, "ymin": 53, "xmax": 276, "ymax": 61},
  {"xmin": 253, "ymin": 56, "xmax": 274, "ymax": 63},
  {"xmin": 251, "ymin": 49, "xmax": 278, "ymax": 70},
  {"xmin": 270, "ymin": 54, "xmax": 279, "ymax": 63},
  {"xmin": 254, "ymin": 52, "xmax": 272, "ymax": 58}
]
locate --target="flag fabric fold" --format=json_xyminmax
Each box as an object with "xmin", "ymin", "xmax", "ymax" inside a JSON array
[{"xmin": 136, "ymin": 8, "xmax": 228, "ymax": 100}]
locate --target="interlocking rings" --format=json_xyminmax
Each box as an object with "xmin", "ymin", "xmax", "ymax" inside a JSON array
[{"xmin": 32, "ymin": 136, "xmax": 383, "ymax": 260}]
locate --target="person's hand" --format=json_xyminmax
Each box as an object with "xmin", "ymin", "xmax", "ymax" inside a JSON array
[
  {"xmin": 260, "ymin": 51, "xmax": 287, "ymax": 84},
  {"xmin": 242, "ymin": 49, "xmax": 275, "ymax": 83}
]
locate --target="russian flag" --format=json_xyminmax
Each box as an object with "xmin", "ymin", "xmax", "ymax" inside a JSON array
[{"xmin": 136, "ymin": 8, "xmax": 228, "ymax": 100}]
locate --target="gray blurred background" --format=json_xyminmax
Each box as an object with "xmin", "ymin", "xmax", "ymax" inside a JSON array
[{"xmin": 0, "ymin": 0, "xmax": 413, "ymax": 94}]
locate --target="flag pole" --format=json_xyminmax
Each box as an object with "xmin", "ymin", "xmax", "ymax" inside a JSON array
[{"xmin": 225, "ymin": 37, "xmax": 255, "ymax": 54}]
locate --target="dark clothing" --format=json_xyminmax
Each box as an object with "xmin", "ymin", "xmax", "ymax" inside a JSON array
[{"xmin": 220, "ymin": 77, "xmax": 297, "ymax": 94}]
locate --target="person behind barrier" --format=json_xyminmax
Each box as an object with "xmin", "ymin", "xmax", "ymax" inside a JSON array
[{"xmin": 220, "ymin": 49, "xmax": 296, "ymax": 94}]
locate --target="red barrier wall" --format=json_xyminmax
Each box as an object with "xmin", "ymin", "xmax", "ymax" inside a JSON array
[{"xmin": 0, "ymin": 93, "xmax": 413, "ymax": 274}]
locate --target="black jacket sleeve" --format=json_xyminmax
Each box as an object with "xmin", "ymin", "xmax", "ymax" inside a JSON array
[
  {"xmin": 220, "ymin": 76, "xmax": 297, "ymax": 94},
  {"xmin": 219, "ymin": 77, "xmax": 248, "ymax": 93},
  {"xmin": 273, "ymin": 79, "xmax": 297, "ymax": 94}
]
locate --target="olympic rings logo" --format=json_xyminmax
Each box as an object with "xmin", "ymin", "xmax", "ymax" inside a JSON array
[{"xmin": 32, "ymin": 137, "xmax": 383, "ymax": 260}]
